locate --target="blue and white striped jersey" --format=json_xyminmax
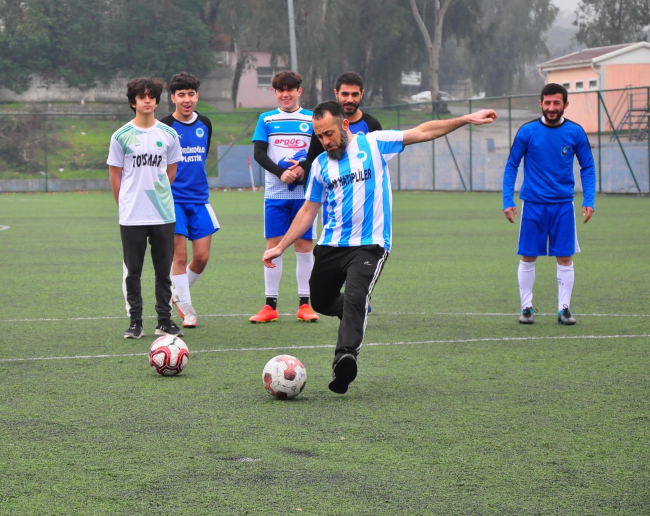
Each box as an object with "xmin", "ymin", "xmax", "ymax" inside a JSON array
[
  {"xmin": 252, "ymin": 107, "xmax": 313, "ymax": 199},
  {"xmin": 305, "ymin": 131, "xmax": 404, "ymax": 251}
]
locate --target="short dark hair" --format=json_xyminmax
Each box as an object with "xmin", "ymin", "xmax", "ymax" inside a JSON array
[
  {"xmin": 313, "ymin": 100, "xmax": 345, "ymax": 123},
  {"xmin": 126, "ymin": 78, "xmax": 164, "ymax": 112},
  {"xmin": 272, "ymin": 70, "xmax": 302, "ymax": 90},
  {"xmin": 335, "ymin": 71, "xmax": 364, "ymax": 92},
  {"xmin": 541, "ymin": 83, "xmax": 568, "ymax": 103},
  {"xmin": 169, "ymin": 72, "xmax": 200, "ymax": 94}
]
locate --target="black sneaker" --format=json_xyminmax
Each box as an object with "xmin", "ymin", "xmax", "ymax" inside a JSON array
[
  {"xmin": 558, "ymin": 305, "xmax": 576, "ymax": 325},
  {"xmin": 124, "ymin": 322, "xmax": 143, "ymax": 339},
  {"xmin": 155, "ymin": 320, "xmax": 184, "ymax": 337},
  {"xmin": 519, "ymin": 307, "xmax": 535, "ymax": 324},
  {"xmin": 328, "ymin": 353, "xmax": 358, "ymax": 394}
]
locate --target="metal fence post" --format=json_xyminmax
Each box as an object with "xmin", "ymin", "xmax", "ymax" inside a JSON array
[
  {"xmin": 508, "ymin": 96, "xmax": 512, "ymax": 146},
  {"xmin": 469, "ymin": 99, "xmax": 472, "ymax": 191},
  {"xmin": 431, "ymin": 102, "xmax": 436, "ymax": 191},
  {"xmin": 397, "ymin": 104, "xmax": 401, "ymax": 191},
  {"xmin": 43, "ymin": 114, "xmax": 49, "ymax": 193},
  {"xmin": 598, "ymin": 91, "xmax": 602, "ymax": 193}
]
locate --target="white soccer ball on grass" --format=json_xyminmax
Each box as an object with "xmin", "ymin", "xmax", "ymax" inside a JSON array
[
  {"xmin": 262, "ymin": 355, "xmax": 307, "ymax": 399},
  {"xmin": 149, "ymin": 335, "xmax": 189, "ymax": 376}
]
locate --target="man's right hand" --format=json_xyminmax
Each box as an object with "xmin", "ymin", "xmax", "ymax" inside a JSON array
[
  {"xmin": 263, "ymin": 246, "xmax": 284, "ymax": 268},
  {"xmin": 504, "ymin": 206, "xmax": 517, "ymax": 223},
  {"xmin": 280, "ymin": 169, "xmax": 297, "ymax": 184}
]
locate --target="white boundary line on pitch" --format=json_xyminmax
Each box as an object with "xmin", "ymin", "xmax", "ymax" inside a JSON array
[
  {"xmin": 0, "ymin": 225, "xmax": 9, "ymax": 231},
  {"xmin": 2, "ymin": 311, "xmax": 649, "ymax": 323},
  {"xmin": 0, "ymin": 333, "xmax": 648, "ymax": 363}
]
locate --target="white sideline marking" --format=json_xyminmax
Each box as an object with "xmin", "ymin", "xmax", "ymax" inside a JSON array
[
  {"xmin": 0, "ymin": 225, "xmax": 9, "ymax": 231},
  {"xmin": 1, "ymin": 311, "xmax": 649, "ymax": 323},
  {"xmin": 0, "ymin": 334, "xmax": 648, "ymax": 364}
]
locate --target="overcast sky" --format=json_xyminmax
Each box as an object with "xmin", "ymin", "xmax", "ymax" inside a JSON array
[{"xmin": 553, "ymin": 0, "xmax": 580, "ymax": 14}]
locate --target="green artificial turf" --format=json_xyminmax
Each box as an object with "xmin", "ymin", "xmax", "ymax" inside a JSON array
[{"xmin": 0, "ymin": 191, "xmax": 648, "ymax": 514}]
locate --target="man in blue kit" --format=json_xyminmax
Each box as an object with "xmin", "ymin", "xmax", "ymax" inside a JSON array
[
  {"xmin": 503, "ymin": 83, "xmax": 596, "ymax": 325},
  {"xmin": 160, "ymin": 72, "xmax": 219, "ymax": 328}
]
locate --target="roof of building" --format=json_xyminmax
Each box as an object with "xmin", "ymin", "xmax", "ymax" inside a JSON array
[{"xmin": 538, "ymin": 42, "xmax": 650, "ymax": 71}]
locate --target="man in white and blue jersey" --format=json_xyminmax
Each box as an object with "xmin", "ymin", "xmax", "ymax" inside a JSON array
[
  {"xmin": 263, "ymin": 101, "xmax": 497, "ymax": 394},
  {"xmin": 250, "ymin": 71, "xmax": 319, "ymax": 324},
  {"xmin": 160, "ymin": 72, "xmax": 219, "ymax": 329},
  {"xmin": 503, "ymin": 83, "xmax": 596, "ymax": 325}
]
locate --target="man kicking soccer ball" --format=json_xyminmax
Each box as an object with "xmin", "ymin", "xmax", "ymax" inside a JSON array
[
  {"xmin": 263, "ymin": 101, "xmax": 496, "ymax": 394},
  {"xmin": 160, "ymin": 72, "xmax": 219, "ymax": 329},
  {"xmin": 503, "ymin": 83, "xmax": 596, "ymax": 325}
]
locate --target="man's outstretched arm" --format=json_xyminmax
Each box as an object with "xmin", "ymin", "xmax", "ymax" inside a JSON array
[
  {"xmin": 263, "ymin": 200, "xmax": 322, "ymax": 267},
  {"xmin": 402, "ymin": 109, "xmax": 497, "ymax": 146}
]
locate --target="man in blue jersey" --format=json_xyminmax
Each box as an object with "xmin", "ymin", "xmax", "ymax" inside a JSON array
[
  {"xmin": 263, "ymin": 101, "xmax": 497, "ymax": 394},
  {"xmin": 250, "ymin": 71, "xmax": 319, "ymax": 324},
  {"xmin": 503, "ymin": 83, "xmax": 596, "ymax": 325},
  {"xmin": 160, "ymin": 72, "xmax": 219, "ymax": 329}
]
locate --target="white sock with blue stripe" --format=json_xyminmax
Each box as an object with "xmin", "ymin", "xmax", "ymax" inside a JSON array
[
  {"xmin": 557, "ymin": 263, "xmax": 574, "ymax": 312},
  {"xmin": 518, "ymin": 261, "xmax": 536, "ymax": 310}
]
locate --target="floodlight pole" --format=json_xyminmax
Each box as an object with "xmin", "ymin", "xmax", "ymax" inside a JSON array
[{"xmin": 287, "ymin": 0, "xmax": 298, "ymax": 72}]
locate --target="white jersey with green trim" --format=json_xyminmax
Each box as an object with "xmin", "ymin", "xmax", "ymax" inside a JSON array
[{"xmin": 107, "ymin": 121, "xmax": 182, "ymax": 226}]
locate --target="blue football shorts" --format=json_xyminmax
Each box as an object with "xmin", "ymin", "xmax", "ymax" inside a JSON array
[
  {"xmin": 264, "ymin": 198, "xmax": 317, "ymax": 240},
  {"xmin": 518, "ymin": 201, "xmax": 580, "ymax": 257},
  {"xmin": 174, "ymin": 202, "xmax": 220, "ymax": 241}
]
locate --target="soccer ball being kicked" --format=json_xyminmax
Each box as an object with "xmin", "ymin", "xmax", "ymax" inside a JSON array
[
  {"xmin": 262, "ymin": 355, "xmax": 307, "ymax": 399},
  {"xmin": 149, "ymin": 335, "xmax": 189, "ymax": 376}
]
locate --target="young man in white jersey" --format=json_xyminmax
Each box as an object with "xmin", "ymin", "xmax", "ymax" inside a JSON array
[
  {"xmin": 250, "ymin": 71, "xmax": 319, "ymax": 323},
  {"xmin": 107, "ymin": 78, "xmax": 184, "ymax": 339},
  {"xmin": 160, "ymin": 72, "xmax": 219, "ymax": 329},
  {"xmin": 263, "ymin": 101, "xmax": 497, "ymax": 394}
]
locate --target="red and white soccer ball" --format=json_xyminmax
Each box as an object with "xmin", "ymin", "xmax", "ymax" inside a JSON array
[
  {"xmin": 149, "ymin": 335, "xmax": 189, "ymax": 376},
  {"xmin": 262, "ymin": 355, "xmax": 307, "ymax": 399}
]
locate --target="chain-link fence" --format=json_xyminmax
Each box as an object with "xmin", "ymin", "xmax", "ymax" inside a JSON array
[{"xmin": 1, "ymin": 87, "xmax": 648, "ymax": 193}]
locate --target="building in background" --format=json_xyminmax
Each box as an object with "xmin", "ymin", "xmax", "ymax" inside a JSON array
[{"xmin": 538, "ymin": 42, "xmax": 650, "ymax": 135}]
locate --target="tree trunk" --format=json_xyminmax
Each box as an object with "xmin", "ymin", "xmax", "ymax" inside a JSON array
[
  {"xmin": 409, "ymin": 0, "xmax": 454, "ymax": 103},
  {"xmin": 231, "ymin": 42, "xmax": 246, "ymax": 109}
]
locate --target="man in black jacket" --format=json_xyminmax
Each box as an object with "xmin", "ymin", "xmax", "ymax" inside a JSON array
[{"xmin": 298, "ymin": 71, "xmax": 382, "ymax": 175}]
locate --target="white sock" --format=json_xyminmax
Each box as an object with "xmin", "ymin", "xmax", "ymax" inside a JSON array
[
  {"xmin": 187, "ymin": 266, "xmax": 202, "ymax": 288},
  {"xmin": 295, "ymin": 251, "xmax": 313, "ymax": 298},
  {"xmin": 172, "ymin": 274, "xmax": 191, "ymax": 305},
  {"xmin": 557, "ymin": 263, "xmax": 574, "ymax": 312},
  {"xmin": 264, "ymin": 255, "xmax": 283, "ymax": 297},
  {"xmin": 518, "ymin": 261, "xmax": 536, "ymax": 310}
]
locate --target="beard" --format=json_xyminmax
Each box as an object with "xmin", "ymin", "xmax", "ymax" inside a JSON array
[
  {"xmin": 542, "ymin": 107, "xmax": 564, "ymax": 124},
  {"xmin": 343, "ymin": 102, "xmax": 359, "ymax": 116},
  {"xmin": 325, "ymin": 128, "xmax": 349, "ymax": 160}
]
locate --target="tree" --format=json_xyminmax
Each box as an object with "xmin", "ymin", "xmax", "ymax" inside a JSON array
[
  {"xmin": 467, "ymin": 0, "xmax": 558, "ymax": 96},
  {"xmin": 109, "ymin": 0, "xmax": 215, "ymax": 83},
  {"xmin": 574, "ymin": 0, "xmax": 650, "ymax": 48},
  {"xmin": 0, "ymin": 0, "xmax": 215, "ymax": 92},
  {"xmin": 409, "ymin": 0, "xmax": 455, "ymax": 103}
]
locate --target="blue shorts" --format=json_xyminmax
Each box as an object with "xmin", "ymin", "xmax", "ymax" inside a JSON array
[
  {"xmin": 175, "ymin": 203, "xmax": 220, "ymax": 241},
  {"xmin": 518, "ymin": 201, "xmax": 580, "ymax": 257},
  {"xmin": 264, "ymin": 198, "xmax": 317, "ymax": 240}
]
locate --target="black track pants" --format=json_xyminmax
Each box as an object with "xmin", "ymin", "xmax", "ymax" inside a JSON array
[
  {"xmin": 309, "ymin": 244, "xmax": 388, "ymax": 358},
  {"xmin": 120, "ymin": 223, "xmax": 175, "ymax": 324}
]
